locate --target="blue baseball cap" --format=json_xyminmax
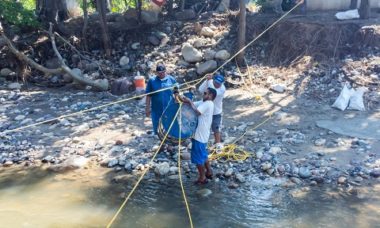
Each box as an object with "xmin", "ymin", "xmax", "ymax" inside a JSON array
[
  {"xmin": 156, "ymin": 64, "xmax": 166, "ymax": 72},
  {"xmin": 214, "ymin": 74, "xmax": 224, "ymax": 84}
]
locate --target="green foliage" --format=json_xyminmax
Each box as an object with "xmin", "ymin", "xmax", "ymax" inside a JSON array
[{"xmin": 0, "ymin": 0, "xmax": 39, "ymax": 27}]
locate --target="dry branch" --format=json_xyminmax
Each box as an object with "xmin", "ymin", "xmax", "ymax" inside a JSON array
[
  {"xmin": 48, "ymin": 23, "xmax": 109, "ymax": 91},
  {"xmin": 0, "ymin": 22, "xmax": 108, "ymax": 91}
]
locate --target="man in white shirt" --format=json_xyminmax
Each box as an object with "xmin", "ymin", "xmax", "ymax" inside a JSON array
[
  {"xmin": 198, "ymin": 73, "xmax": 226, "ymax": 148},
  {"xmin": 181, "ymin": 87, "xmax": 217, "ymax": 185}
]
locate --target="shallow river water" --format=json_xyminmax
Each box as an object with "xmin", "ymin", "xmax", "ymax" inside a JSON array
[{"xmin": 0, "ymin": 166, "xmax": 379, "ymax": 228}]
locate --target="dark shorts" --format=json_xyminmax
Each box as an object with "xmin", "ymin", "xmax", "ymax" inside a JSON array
[
  {"xmin": 211, "ymin": 114, "xmax": 222, "ymax": 133},
  {"xmin": 191, "ymin": 139, "xmax": 208, "ymax": 165}
]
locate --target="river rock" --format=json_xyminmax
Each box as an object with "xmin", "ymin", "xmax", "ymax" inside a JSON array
[
  {"xmin": 338, "ymin": 176, "xmax": 347, "ymax": 184},
  {"xmin": 290, "ymin": 177, "xmax": 302, "ymax": 184},
  {"xmin": 256, "ymin": 151, "xmax": 263, "ymax": 159},
  {"xmin": 3, "ymin": 160, "xmax": 13, "ymax": 167},
  {"xmin": 108, "ymin": 158, "xmax": 119, "ymax": 167},
  {"xmin": 298, "ymin": 167, "xmax": 311, "ymax": 179},
  {"xmin": 204, "ymin": 49, "xmax": 216, "ymax": 60},
  {"xmin": 228, "ymin": 182, "xmax": 239, "ymax": 189},
  {"xmin": 155, "ymin": 162, "xmax": 170, "ymax": 176},
  {"xmin": 141, "ymin": 10, "xmax": 159, "ymax": 24},
  {"xmin": 196, "ymin": 60, "xmax": 217, "ymax": 75},
  {"xmin": 112, "ymin": 174, "xmax": 130, "ymax": 183},
  {"xmin": 260, "ymin": 154, "xmax": 272, "ymax": 162},
  {"xmin": 131, "ymin": 42, "xmax": 140, "ymax": 50},
  {"xmin": 148, "ymin": 35, "xmax": 160, "ymax": 46},
  {"xmin": 0, "ymin": 68, "xmax": 13, "ymax": 77},
  {"xmin": 370, "ymin": 169, "xmax": 380, "ymax": 178},
  {"xmin": 268, "ymin": 146, "xmax": 282, "ymax": 155},
  {"xmin": 14, "ymin": 115, "xmax": 25, "ymax": 121},
  {"xmin": 215, "ymin": 50, "xmax": 230, "ymax": 60},
  {"xmin": 119, "ymin": 56, "xmax": 130, "ymax": 67},
  {"xmin": 276, "ymin": 164, "xmax": 285, "ymax": 173},
  {"xmin": 354, "ymin": 176, "xmax": 363, "ymax": 182},
  {"xmin": 235, "ymin": 173, "xmax": 246, "ymax": 183},
  {"xmin": 200, "ymin": 27, "xmax": 214, "ymax": 37},
  {"xmin": 182, "ymin": 43, "xmax": 202, "ymax": 63},
  {"xmin": 261, "ymin": 162, "xmax": 272, "ymax": 171},
  {"xmin": 181, "ymin": 152, "xmax": 191, "ymax": 160},
  {"xmin": 197, "ymin": 188, "xmax": 212, "ymax": 197},
  {"xmin": 193, "ymin": 38, "xmax": 207, "ymax": 48},
  {"xmin": 271, "ymin": 84, "xmax": 286, "ymax": 93},
  {"xmin": 314, "ymin": 139, "xmax": 326, "ymax": 147},
  {"xmin": 175, "ymin": 9, "xmax": 196, "ymax": 20},
  {"xmin": 224, "ymin": 168, "xmax": 233, "ymax": 177},
  {"xmin": 216, "ymin": 0, "xmax": 230, "ymax": 12},
  {"xmin": 169, "ymin": 166, "xmax": 178, "ymax": 174},
  {"xmin": 8, "ymin": 82, "xmax": 21, "ymax": 90},
  {"xmin": 63, "ymin": 156, "xmax": 88, "ymax": 168},
  {"xmin": 42, "ymin": 155, "xmax": 55, "ymax": 163}
]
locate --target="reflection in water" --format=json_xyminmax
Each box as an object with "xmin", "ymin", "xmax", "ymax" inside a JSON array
[{"xmin": 0, "ymin": 167, "xmax": 379, "ymax": 228}]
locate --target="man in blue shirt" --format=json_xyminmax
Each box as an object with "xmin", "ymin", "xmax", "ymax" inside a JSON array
[{"xmin": 145, "ymin": 64, "xmax": 177, "ymax": 135}]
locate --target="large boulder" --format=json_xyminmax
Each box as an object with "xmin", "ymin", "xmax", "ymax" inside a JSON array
[
  {"xmin": 204, "ymin": 49, "xmax": 216, "ymax": 60},
  {"xmin": 216, "ymin": 0, "xmax": 230, "ymax": 12},
  {"xmin": 141, "ymin": 10, "xmax": 159, "ymax": 24},
  {"xmin": 200, "ymin": 27, "xmax": 214, "ymax": 37},
  {"xmin": 193, "ymin": 38, "xmax": 207, "ymax": 48},
  {"xmin": 196, "ymin": 60, "xmax": 217, "ymax": 75},
  {"xmin": 119, "ymin": 56, "xmax": 130, "ymax": 67},
  {"xmin": 0, "ymin": 68, "xmax": 14, "ymax": 77},
  {"xmin": 215, "ymin": 50, "xmax": 231, "ymax": 60},
  {"xmin": 182, "ymin": 43, "xmax": 203, "ymax": 63},
  {"xmin": 154, "ymin": 162, "xmax": 170, "ymax": 176},
  {"xmin": 8, "ymin": 82, "xmax": 21, "ymax": 90}
]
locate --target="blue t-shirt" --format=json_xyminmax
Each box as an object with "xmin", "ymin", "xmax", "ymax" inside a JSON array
[{"xmin": 145, "ymin": 75, "xmax": 177, "ymax": 115}]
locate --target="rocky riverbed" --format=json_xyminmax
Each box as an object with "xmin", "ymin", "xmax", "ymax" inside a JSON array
[
  {"xmin": 0, "ymin": 12, "xmax": 380, "ymax": 195},
  {"xmin": 0, "ymin": 71, "xmax": 379, "ymax": 194}
]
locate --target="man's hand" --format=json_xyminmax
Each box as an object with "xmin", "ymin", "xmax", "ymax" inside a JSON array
[
  {"xmin": 206, "ymin": 73, "xmax": 213, "ymax": 80},
  {"xmin": 145, "ymin": 107, "xmax": 151, "ymax": 117}
]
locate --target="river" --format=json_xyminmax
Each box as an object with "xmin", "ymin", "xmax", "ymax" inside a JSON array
[{"xmin": 0, "ymin": 165, "xmax": 379, "ymax": 228}]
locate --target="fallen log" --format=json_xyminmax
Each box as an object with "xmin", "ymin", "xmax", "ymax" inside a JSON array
[{"xmin": 0, "ymin": 22, "xmax": 108, "ymax": 91}]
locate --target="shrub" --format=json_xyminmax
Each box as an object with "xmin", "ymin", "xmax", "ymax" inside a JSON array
[{"xmin": 0, "ymin": 0, "xmax": 39, "ymax": 27}]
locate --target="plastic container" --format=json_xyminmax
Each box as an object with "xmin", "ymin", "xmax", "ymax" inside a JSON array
[{"xmin": 134, "ymin": 72, "xmax": 146, "ymax": 92}]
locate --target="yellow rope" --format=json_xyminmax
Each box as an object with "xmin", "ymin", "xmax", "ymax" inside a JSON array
[
  {"xmin": 209, "ymin": 113, "xmax": 273, "ymax": 162},
  {"xmin": 106, "ymin": 103, "xmax": 182, "ymax": 228},
  {"xmin": 177, "ymin": 106, "xmax": 194, "ymax": 228}
]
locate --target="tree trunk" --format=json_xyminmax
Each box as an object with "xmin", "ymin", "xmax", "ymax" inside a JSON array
[
  {"xmin": 82, "ymin": 0, "xmax": 89, "ymax": 50},
  {"xmin": 167, "ymin": 0, "xmax": 174, "ymax": 16},
  {"xmin": 180, "ymin": 0, "xmax": 186, "ymax": 11},
  {"xmin": 359, "ymin": 0, "xmax": 370, "ymax": 19},
  {"xmin": 37, "ymin": 0, "xmax": 69, "ymax": 24},
  {"xmin": 236, "ymin": 0, "xmax": 246, "ymax": 65},
  {"xmin": 96, "ymin": 0, "xmax": 112, "ymax": 56},
  {"xmin": 137, "ymin": 0, "xmax": 142, "ymax": 22},
  {"xmin": 349, "ymin": 0, "xmax": 358, "ymax": 9}
]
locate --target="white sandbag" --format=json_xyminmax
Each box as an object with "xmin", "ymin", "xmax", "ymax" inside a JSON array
[
  {"xmin": 332, "ymin": 84, "xmax": 353, "ymax": 111},
  {"xmin": 335, "ymin": 9, "xmax": 360, "ymax": 20},
  {"xmin": 347, "ymin": 87, "xmax": 367, "ymax": 111}
]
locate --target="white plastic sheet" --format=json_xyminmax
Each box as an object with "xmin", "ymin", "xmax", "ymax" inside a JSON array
[{"xmin": 335, "ymin": 9, "xmax": 360, "ymax": 20}]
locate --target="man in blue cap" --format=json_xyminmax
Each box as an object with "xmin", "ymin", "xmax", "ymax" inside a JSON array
[
  {"xmin": 198, "ymin": 73, "xmax": 226, "ymax": 148},
  {"xmin": 145, "ymin": 63, "xmax": 177, "ymax": 135}
]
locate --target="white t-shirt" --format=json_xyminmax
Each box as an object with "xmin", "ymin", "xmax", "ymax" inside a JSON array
[
  {"xmin": 193, "ymin": 100, "xmax": 214, "ymax": 143},
  {"xmin": 199, "ymin": 80, "xmax": 226, "ymax": 115}
]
